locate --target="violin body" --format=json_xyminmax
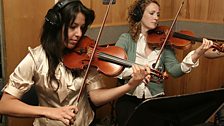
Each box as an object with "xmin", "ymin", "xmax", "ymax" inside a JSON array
[
  {"xmin": 92, "ymin": 46, "xmax": 127, "ymax": 76},
  {"xmin": 147, "ymin": 26, "xmax": 194, "ymax": 50},
  {"xmin": 63, "ymin": 36, "xmax": 128, "ymax": 77}
]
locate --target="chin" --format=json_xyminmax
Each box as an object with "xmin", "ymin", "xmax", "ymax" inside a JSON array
[
  {"xmin": 151, "ymin": 25, "xmax": 158, "ymax": 29},
  {"xmin": 66, "ymin": 44, "xmax": 76, "ymax": 49},
  {"xmin": 147, "ymin": 26, "xmax": 156, "ymax": 31}
]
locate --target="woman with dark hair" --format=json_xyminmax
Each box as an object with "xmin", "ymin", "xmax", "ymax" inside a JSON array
[
  {"xmin": 0, "ymin": 0, "xmax": 151, "ymax": 126},
  {"xmin": 115, "ymin": 0, "xmax": 214, "ymax": 125}
]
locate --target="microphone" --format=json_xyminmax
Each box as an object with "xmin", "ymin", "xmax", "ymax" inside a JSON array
[{"xmin": 102, "ymin": 0, "xmax": 116, "ymax": 5}]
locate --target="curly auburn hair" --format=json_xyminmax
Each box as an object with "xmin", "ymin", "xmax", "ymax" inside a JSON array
[{"xmin": 128, "ymin": 0, "xmax": 160, "ymax": 41}]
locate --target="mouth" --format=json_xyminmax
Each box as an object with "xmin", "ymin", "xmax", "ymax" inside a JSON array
[
  {"xmin": 69, "ymin": 39, "xmax": 78, "ymax": 45},
  {"xmin": 152, "ymin": 22, "xmax": 158, "ymax": 25}
]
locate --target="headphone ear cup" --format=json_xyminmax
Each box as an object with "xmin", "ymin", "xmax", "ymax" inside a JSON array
[
  {"xmin": 131, "ymin": 5, "xmax": 142, "ymax": 22},
  {"xmin": 45, "ymin": 9, "xmax": 61, "ymax": 26}
]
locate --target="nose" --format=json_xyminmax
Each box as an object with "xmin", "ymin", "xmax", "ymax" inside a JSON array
[
  {"xmin": 154, "ymin": 14, "xmax": 159, "ymax": 21},
  {"xmin": 75, "ymin": 27, "xmax": 82, "ymax": 37}
]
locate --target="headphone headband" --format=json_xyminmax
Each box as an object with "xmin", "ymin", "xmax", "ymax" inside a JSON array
[
  {"xmin": 53, "ymin": 0, "xmax": 77, "ymax": 11},
  {"xmin": 45, "ymin": 0, "xmax": 80, "ymax": 26}
]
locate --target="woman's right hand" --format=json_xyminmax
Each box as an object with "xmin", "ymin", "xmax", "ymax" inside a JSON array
[
  {"xmin": 43, "ymin": 105, "xmax": 78, "ymax": 126},
  {"xmin": 127, "ymin": 64, "xmax": 151, "ymax": 88}
]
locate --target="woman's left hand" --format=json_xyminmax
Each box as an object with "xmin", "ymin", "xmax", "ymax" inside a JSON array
[
  {"xmin": 128, "ymin": 64, "xmax": 151, "ymax": 87},
  {"xmin": 195, "ymin": 38, "xmax": 214, "ymax": 55},
  {"xmin": 191, "ymin": 38, "xmax": 213, "ymax": 63}
]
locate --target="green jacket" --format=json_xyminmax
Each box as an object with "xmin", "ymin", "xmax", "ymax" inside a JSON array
[{"xmin": 115, "ymin": 33, "xmax": 185, "ymax": 96}]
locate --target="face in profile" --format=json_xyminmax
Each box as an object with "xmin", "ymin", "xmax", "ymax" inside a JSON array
[
  {"xmin": 64, "ymin": 12, "xmax": 86, "ymax": 49},
  {"xmin": 141, "ymin": 2, "xmax": 160, "ymax": 31}
]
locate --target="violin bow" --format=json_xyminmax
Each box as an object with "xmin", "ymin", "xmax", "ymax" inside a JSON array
[
  {"xmin": 75, "ymin": 0, "xmax": 113, "ymax": 105},
  {"xmin": 153, "ymin": 0, "xmax": 185, "ymax": 69}
]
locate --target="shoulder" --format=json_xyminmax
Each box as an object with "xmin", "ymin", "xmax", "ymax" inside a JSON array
[
  {"xmin": 117, "ymin": 33, "xmax": 133, "ymax": 42},
  {"xmin": 116, "ymin": 33, "xmax": 135, "ymax": 48},
  {"xmin": 119, "ymin": 33, "xmax": 132, "ymax": 38},
  {"xmin": 28, "ymin": 45, "xmax": 45, "ymax": 56},
  {"xmin": 28, "ymin": 45, "xmax": 47, "ymax": 67}
]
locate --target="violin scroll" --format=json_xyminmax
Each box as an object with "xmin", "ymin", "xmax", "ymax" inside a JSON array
[{"xmin": 211, "ymin": 43, "xmax": 224, "ymax": 52}]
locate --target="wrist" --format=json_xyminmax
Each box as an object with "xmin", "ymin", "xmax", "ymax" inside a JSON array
[
  {"xmin": 127, "ymin": 78, "xmax": 141, "ymax": 89},
  {"xmin": 194, "ymin": 48, "xmax": 205, "ymax": 56},
  {"xmin": 38, "ymin": 106, "xmax": 49, "ymax": 117},
  {"xmin": 192, "ymin": 49, "xmax": 206, "ymax": 60}
]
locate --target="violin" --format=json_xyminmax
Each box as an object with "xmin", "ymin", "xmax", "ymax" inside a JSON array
[
  {"xmin": 63, "ymin": 36, "xmax": 126, "ymax": 77},
  {"xmin": 147, "ymin": 26, "xmax": 192, "ymax": 50},
  {"xmin": 147, "ymin": 25, "xmax": 224, "ymax": 52},
  {"xmin": 63, "ymin": 36, "xmax": 167, "ymax": 81},
  {"xmin": 172, "ymin": 31, "xmax": 224, "ymax": 52}
]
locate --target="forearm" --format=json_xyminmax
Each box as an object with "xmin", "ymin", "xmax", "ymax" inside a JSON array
[
  {"xmin": 89, "ymin": 81, "xmax": 136, "ymax": 106},
  {"xmin": 0, "ymin": 93, "xmax": 45, "ymax": 118},
  {"xmin": 89, "ymin": 64, "xmax": 150, "ymax": 106},
  {"xmin": 191, "ymin": 49, "xmax": 205, "ymax": 63},
  {"xmin": 1, "ymin": 92, "xmax": 78, "ymax": 125}
]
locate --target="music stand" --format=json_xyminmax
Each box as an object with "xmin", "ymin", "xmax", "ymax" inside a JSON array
[{"xmin": 125, "ymin": 88, "xmax": 224, "ymax": 126}]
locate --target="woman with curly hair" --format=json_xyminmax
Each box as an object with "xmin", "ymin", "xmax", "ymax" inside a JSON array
[{"xmin": 115, "ymin": 0, "xmax": 214, "ymax": 125}]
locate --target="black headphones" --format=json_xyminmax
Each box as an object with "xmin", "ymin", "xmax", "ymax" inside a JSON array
[
  {"xmin": 45, "ymin": 0, "xmax": 79, "ymax": 26},
  {"xmin": 131, "ymin": 0, "xmax": 144, "ymax": 22}
]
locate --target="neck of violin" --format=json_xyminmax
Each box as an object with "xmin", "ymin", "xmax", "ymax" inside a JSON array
[
  {"xmin": 98, "ymin": 52, "xmax": 134, "ymax": 67},
  {"xmin": 173, "ymin": 32, "xmax": 203, "ymax": 43},
  {"xmin": 98, "ymin": 52, "xmax": 166, "ymax": 81}
]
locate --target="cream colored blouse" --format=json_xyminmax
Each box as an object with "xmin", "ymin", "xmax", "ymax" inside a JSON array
[{"xmin": 3, "ymin": 45, "xmax": 105, "ymax": 126}]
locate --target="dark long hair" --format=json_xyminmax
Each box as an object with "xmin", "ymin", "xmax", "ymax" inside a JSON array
[
  {"xmin": 40, "ymin": 0, "xmax": 95, "ymax": 90},
  {"xmin": 128, "ymin": 0, "xmax": 160, "ymax": 41}
]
